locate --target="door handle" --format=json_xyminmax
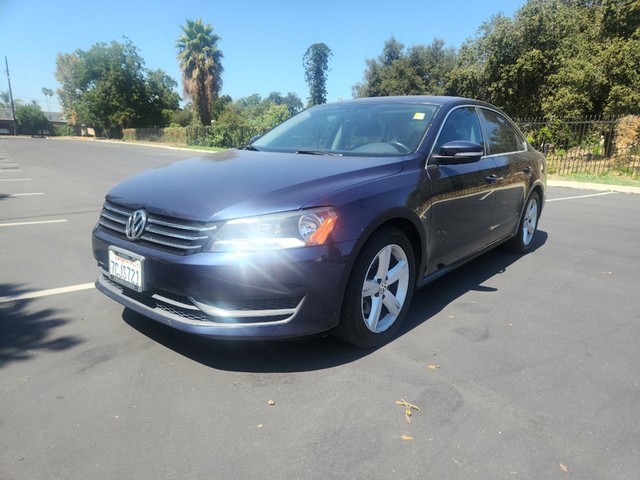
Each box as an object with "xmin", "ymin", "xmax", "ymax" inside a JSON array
[
  {"xmin": 522, "ymin": 166, "xmax": 533, "ymax": 175},
  {"xmin": 485, "ymin": 174, "xmax": 504, "ymax": 184}
]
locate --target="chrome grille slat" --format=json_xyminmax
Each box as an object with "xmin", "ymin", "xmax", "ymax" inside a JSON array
[
  {"xmin": 103, "ymin": 203, "xmax": 133, "ymax": 217},
  {"xmin": 139, "ymin": 234, "xmax": 201, "ymax": 250},
  {"xmin": 144, "ymin": 225, "xmax": 208, "ymax": 241},
  {"xmin": 101, "ymin": 211, "xmax": 127, "ymax": 224},
  {"xmin": 148, "ymin": 217, "xmax": 216, "ymax": 232},
  {"xmin": 98, "ymin": 201, "xmax": 214, "ymax": 255}
]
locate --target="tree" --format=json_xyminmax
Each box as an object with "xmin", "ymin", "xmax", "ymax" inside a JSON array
[
  {"xmin": 55, "ymin": 38, "xmax": 180, "ymax": 135},
  {"xmin": 1, "ymin": 90, "xmax": 11, "ymax": 108},
  {"xmin": 41, "ymin": 87, "xmax": 54, "ymax": 112},
  {"xmin": 303, "ymin": 43, "xmax": 332, "ymax": 106},
  {"xmin": 266, "ymin": 91, "xmax": 304, "ymax": 116},
  {"xmin": 144, "ymin": 69, "xmax": 181, "ymax": 126},
  {"xmin": 176, "ymin": 18, "xmax": 224, "ymax": 125},
  {"xmin": 15, "ymin": 104, "xmax": 51, "ymax": 135},
  {"xmin": 353, "ymin": 37, "xmax": 457, "ymax": 98}
]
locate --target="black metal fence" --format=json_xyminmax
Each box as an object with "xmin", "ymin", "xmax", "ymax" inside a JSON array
[{"xmin": 515, "ymin": 116, "xmax": 640, "ymax": 178}]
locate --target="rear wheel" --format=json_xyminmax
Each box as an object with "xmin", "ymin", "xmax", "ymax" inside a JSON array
[
  {"xmin": 506, "ymin": 191, "xmax": 540, "ymax": 253},
  {"xmin": 335, "ymin": 228, "xmax": 416, "ymax": 348}
]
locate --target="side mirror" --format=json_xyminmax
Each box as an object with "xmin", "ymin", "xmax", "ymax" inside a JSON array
[{"xmin": 433, "ymin": 141, "xmax": 483, "ymax": 165}]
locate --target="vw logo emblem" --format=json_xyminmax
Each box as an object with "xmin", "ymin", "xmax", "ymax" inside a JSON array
[{"xmin": 125, "ymin": 210, "xmax": 147, "ymax": 240}]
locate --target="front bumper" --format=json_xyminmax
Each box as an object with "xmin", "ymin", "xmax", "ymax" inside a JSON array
[{"xmin": 93, "ymin": 227, "xmax": 356, "ymax": 339}]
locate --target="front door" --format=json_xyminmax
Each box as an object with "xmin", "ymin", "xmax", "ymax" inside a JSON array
[{"xmin": 424, "ymin": 107, "xmax": 497, "ymax": 275}]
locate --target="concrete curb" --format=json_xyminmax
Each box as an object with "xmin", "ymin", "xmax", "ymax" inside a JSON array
[{"xmin": 548, "ymin": 179, "xmax": 640, "ymax": 195}]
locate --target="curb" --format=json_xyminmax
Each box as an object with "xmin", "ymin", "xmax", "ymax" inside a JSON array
[{"xmin": 548, "ymin": 180, "xmax": 640, "ymax": 195}]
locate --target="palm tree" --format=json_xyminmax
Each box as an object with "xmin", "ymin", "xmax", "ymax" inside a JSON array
[
  {"xmin": 42, "ymin": 87, "xmax": 54, "ymax": 112},
  {"xmin": 176, "ymin": 18, "xmax": 223, "ymax": 126}
]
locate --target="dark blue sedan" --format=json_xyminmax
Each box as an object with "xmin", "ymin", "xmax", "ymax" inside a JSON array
[{"xmin": 92, "ymin": 96, "xmax": 546, "ymax": 347}]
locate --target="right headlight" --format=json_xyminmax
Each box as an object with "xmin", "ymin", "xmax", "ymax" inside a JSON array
[{"xmin": 207, "ymin": 207, "xmax": 338, "ymax": 252}]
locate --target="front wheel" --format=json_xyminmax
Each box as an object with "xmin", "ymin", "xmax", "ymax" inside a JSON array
[
  {"xmin": 335, "ymin": 228, "xmax": 416, "ymax": 348},
  {"xmin": 506, "ymin": 191, "xmax": 540, "ymax": 253}
]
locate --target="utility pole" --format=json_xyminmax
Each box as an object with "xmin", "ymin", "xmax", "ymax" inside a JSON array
[{"xmin": 5, "ymin": 56, "xmax": 18, "ymax": 136}]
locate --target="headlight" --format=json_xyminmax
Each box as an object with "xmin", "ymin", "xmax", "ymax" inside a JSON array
[{"xmin": 208, "ymin": 208, "xmax": 338, "ymax": 252}]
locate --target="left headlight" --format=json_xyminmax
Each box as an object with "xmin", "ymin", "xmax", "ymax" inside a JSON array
[{"xmin": 208, "ymin": 207, "xmax": 338, "ymax": 252}]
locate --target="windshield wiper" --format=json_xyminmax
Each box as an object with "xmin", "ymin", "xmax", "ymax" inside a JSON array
[{"xmin": 294, "ymin": 150, "xmax": 342, "ymax": 157}]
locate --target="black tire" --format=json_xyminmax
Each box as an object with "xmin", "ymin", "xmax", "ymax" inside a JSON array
[
  {"xmin": 335, "ymin": 227, "xmax": 416, "ymax": 348},
  {"xmin": 506, "ymin": 191, "xmax": 540, "ymax": 253}
]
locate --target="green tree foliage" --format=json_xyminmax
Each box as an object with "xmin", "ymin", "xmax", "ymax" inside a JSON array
[
  {"xmin": 353, "ymin": 37, "xmax": 457, "ymax": 98},
  {"xmin": 41, "ymin": 87, "xmax": 54, "ymax": 112},
  {"xmin": 0, "ymin": 90, "xmax": 10, "ymax": 107},
  {"xmin": 15, "ymin": 104, "xmax": 51, "ymax": 135},
  {"xmin": 55, "ymin": 38, "xmax": 179, "ymax": 136},
  {"xmin": 354, "ymin": 1, "xmax": 640, "ymax": 119},
  {"xmin": 266, "ymin": 91, "xmax": 304, "ymax": 116},
  {"xmin": 448, "ymin": 0, "xmax": 640, "ymax": 118},
  {"xmin": 176, "ymin": 18, "xmax": 224, "ymax": 126},
  {"xmin": 223, "ymin": 93, "xmax": 296, "ymax": 130},
  {"xmin": 303, "ymin": 43, "xmax": 333, "ymax": 106}
]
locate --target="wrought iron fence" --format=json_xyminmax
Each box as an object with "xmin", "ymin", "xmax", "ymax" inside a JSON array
[{"xmin": 515, "ymin": 116, "xmax": 640, "ymax": 178}]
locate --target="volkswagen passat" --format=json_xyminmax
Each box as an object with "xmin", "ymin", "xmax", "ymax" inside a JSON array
[{"xmin": 92, "ymin": 96, "xmax": 545, "ymax": 347}]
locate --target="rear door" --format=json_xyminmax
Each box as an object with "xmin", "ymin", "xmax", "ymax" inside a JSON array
[{"xmin": 478, "ymin": 108, "xmax": 532, "ymax": 243}]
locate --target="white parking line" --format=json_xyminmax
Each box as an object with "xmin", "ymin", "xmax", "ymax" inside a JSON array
[
  {"xmin": 0, "ymin": 178, "xmax": 31, "ymax": 182},
  {"xmin": 547, "ymin": 192, "xmax": 616, "ymax": 203},
  {"xmin": 6, "ymin": 192, "xmax": 44, "ymax": 197},
  {"xmin": 0, "ymin": 219, "xmax": 67, "ymax": 227},
  {"xmin": 0, "ymin": 283, "xmax": 95, "ymax": 303}
]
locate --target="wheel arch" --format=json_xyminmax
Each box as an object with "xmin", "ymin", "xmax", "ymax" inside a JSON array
[{"xmin": 333, "ymin": 209, "xmax": 426, "ymax": 324}]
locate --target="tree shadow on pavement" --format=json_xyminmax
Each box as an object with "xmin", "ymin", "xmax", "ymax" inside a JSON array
[
  {"xmin": 123, "ymin": 231, "xmax": 548, "ymax": 373},
  {"xmin": 0, "ymin": 283, "xmax": 82, "ymax": 368}
]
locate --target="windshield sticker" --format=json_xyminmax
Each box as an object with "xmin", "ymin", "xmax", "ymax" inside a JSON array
[{"xmin": 413, "ymin": 112, "xmax": 426, "ymax": 120}]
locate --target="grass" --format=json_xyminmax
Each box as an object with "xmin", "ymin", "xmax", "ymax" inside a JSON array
[{"xmin": 549, "ymin": 171, "xmax": 640, "ymax": 187}]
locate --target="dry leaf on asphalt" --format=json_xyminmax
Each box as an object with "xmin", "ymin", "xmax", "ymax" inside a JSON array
[
  {"xmin": 396, "ymin": 399, "xmax": 420, "ymax": 411},
  {"xmin": 560, "ymin": 464, "xmax": 569, "ymax": 473},
  {"xmin": 257, "ymin": 424, "xmax": 263, "ymax": 429},
  {"xmin": 267, "ymin": 400, "xmax": 275, "ymax": 406},
  {"xmin": 401, "ymin": 435, "xmax": 413, "ymax": 441},
  {"xmin": 426, "ymin": 364, "xmax": 441, "ymax": 370},
  {"xmin": 405, "ymin": 407, "xmax": 413, "ymax": 423}
]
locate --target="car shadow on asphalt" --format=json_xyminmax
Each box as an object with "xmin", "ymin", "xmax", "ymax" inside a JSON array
[
  {"xmin": 122, "ymin": 231, "xmax": 548, "ymax": 373},
  {"xmin": 0, "ymin": 283, "xmax": 83, "ymax": 368},
  {"xmin": 400, "ymin": 231, "xmax": 548, "ymax": 339}
]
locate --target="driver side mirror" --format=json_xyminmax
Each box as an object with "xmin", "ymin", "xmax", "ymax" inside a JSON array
[{"xmin": 432, "ymin": 141, "xmax": 484, "ymax": 165}]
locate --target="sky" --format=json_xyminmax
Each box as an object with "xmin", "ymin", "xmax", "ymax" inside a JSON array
[{"xmin": 0, "ymin": 0, "xmax": 526, "ymax": 113}]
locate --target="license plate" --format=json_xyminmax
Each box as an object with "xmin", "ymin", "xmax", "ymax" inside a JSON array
[{"xmin": 108, "ymin": 247, "xmax": 144, "ymax": 292}]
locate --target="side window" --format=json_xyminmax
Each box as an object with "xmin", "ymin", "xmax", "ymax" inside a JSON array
[
  {"xmin": 433, "ymin": 107, "xmax": 483, "ymax": 154},
  {"xmin": 479, "ymin": 109, "xmax": 524, "ymax": 155}
]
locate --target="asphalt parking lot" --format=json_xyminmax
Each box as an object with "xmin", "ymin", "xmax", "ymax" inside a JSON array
[{"xmin": 1, "ymin": 137, "xmax": 639, "ymax": 480}]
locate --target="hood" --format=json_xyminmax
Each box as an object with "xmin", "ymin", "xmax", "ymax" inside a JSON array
[{"xmin": 106, "ymin": 149, "xmax": 404, "ymax": 222}]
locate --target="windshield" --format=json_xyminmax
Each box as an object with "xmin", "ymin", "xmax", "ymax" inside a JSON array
[{"xmin": 251, "ymin": 102, "xmax": 439, "ymax": 157}]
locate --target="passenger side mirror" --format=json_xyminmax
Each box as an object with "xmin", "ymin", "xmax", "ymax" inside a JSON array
[{"xmin": 433, "ymin": 141, "xmax": 483, "ymax": 165}]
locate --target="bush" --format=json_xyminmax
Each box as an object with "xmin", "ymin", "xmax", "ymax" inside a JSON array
[
  {"xmin": 53, "ymin": 125, "xmax": 75, "ymax": 136},
  {"xmin": 614, "ymin": 115, "xmax": 640, "ymax": 158}
]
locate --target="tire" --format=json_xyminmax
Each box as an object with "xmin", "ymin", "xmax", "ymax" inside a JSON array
[
  {"xmin": 506, "ymin": 191, "xmax": 540, "ymax": 253},
  {"xmin": 335, "ymin": 227, "xmax": 416, "ymax": 348}
]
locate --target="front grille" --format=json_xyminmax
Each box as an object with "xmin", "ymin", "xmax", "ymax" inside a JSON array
[{"xmin": 98, "ymin": 201, "xmax": 216, "ymax": 255}]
